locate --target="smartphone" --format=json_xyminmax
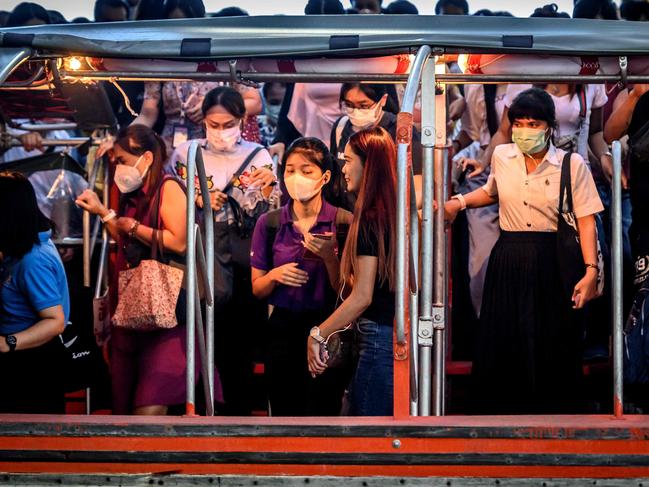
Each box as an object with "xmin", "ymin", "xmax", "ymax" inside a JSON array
[{"xmin": 303, "ymin": 233, "xmax": 333, "ymax": 260}]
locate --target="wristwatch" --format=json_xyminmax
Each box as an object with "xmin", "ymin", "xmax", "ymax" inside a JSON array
[
  {"xmin": 4, "ymin": 335, "xmax": 17, "ymax": 353},
  {"xmin": 309, "ymin": 326, "xmax": 326, "ymax": 344}
]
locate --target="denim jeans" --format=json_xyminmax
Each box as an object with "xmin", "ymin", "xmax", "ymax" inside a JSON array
[{"xmin": 346, "ymin": 319, "xmax": 393, "ymax": 416}]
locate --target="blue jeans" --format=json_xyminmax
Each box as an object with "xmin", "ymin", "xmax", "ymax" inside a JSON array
[{"xmin": 346, "ymin": 319, "xmax": 393, "ymax": 416}]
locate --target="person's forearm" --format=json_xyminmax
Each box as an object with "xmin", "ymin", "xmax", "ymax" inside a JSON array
[
  {"xmin": 131, "ymin": 107, "xmax": 157, "ymax": 128},
  {"xmin": 604, "ymin": 91, "xmax": 639, "ymax": 144},
  {"xmin": 12, "ymin": 317, "xmax": 65, "ymax": 351},
  {"xmin": 323, "ymin": 256, "xmax": 341, "ymax": 291},
  {"xmin": 577, "ymin": 215, "xmax": 598, "ymax": 267},
  {"xmin": 465, "ymin": 187, "xmax": 498, "ymax": 208},
  {"xmin": 252, "ymin": 270, "xmax": 277, "ymax": 299},
  {"xmin": 318, "ymin": 289, "xmax": 371, "ymax": 338},
  {"xmin": 133, "ymin": 224, "xmax": 186, "ymax": 256},
  {"xmin": 589, "ymin": 131, "xmax": 610, "ymax": 161}
]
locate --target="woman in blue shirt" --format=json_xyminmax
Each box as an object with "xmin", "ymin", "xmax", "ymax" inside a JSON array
[{"xmin": 0, "ymin": 172, "xmax": 70, "ymax": 413}]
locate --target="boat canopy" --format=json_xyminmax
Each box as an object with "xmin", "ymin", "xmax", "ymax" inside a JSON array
[{"xmin": 1, "ymin": 15, "xmax": 649, "ymax": 59}]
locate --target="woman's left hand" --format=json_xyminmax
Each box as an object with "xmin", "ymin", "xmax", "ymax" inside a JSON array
[
  {"xmin": 572, "ymin": 268, "xmax": 599, "ymax": 309},
  {"xmin": 304, "ymin": 232, "xmax": 336, "ymax": 262},
  {"xmin": 185, "ymin": 102, "xmax": 204, "ymax": 125},
  {"xmin": 307, "ymin": 337, "xmax": 327, "ymax": 377},
  {"xmin": 250, "ymin": 167, "xmax": 276, "ymax": 189}
]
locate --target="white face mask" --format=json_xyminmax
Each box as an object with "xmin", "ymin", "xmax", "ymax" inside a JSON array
[
  {"xmin": 114, "ymin": 156, "xmax": 148, "ymax": 194},
  {"xmin": 207, "ymin": 125, "xmax": 241, "ymax": 153},
  {"xmin": 285, "ymin": 173, "xmax": 325, "ymax": 202},
  {"xmin": 344, "ymin": 102, "xmax": 383, "ymax": 129}
]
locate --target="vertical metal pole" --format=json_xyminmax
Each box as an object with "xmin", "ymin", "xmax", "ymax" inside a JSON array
[
  {"xmin": 612, "ymin": 140, "xmax": 624, "ymax": 418},
  {"xmin": 433, "ymin": 61, "xmax": 448, "ymax": 416},
  {"xmin": 194, "ymin": 147, "xmax": 215, "ymax": 413},
  {"xmin": 185, "ymin": 142, "xmax": 198, "ymax": 416},
  {"xmin": 395, "ymin": 45, "xmax": 431, "ymax": 418},
  {"xmin": 83, "ymin": 155, "xmax": 101, "ymax": 287},
  {"xmin": 409, "ymin": 174, "xmax": 420, "ymax": 416},
  {"xmin": 418, "ymin": 56, "xmax": 436, "ymax": 417}
]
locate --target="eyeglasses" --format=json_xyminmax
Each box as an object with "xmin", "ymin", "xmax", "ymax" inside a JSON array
[{"xmin": 342, "ymin": 100, "xmax": 378, "ymax": 111}]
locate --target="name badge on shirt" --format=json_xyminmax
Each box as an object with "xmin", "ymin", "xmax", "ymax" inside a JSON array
[{"xmin": 172, "ymin": 125, "xmax": 189, "ymax": 149}]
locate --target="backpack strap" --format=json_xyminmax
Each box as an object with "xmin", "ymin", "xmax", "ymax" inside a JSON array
[
  {"xmin": 558, "ymin": 152, "xmax": 574, "ymax": 215},
  {"xmin": 333, "ymin": 116, "xmax": 350, "ymax": 159},
  {"xmin": 222, "ymin": 146, "xmax": 264, "ymax": 194},
  {"xmin": 483, "ymin": 84, "xmax": 500, "ymax": 137},
  {"xmin": 264, "ymin": 208, "xmax": 282, "ymax": 270},
  {"xmin": 577, "ymin": 85, "xmax": 587, "ymax": 119}
]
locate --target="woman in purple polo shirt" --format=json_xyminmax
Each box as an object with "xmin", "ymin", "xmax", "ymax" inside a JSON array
[{"xmin": 251, "ymin": 138, "xmax": 352, "ymax": 416}]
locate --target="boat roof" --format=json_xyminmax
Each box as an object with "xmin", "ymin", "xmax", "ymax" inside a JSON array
[{"xmin": 1, "ymin": 15, "xmax": 649, "ymax": 59}]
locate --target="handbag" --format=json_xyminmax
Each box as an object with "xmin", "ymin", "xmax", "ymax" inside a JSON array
[
  {"xmin": 206, "ymin": 146, "xmax": 263, "ymax": 308},
  {"xmin": 319, "ymin": 282, "xmax": 356, "ymax": 369},
  {"xmin": 112, "ymin": 227, "xmax": 184, "ymax": 331},
  {"xmin": 59, "ymin": 321, "xmax": 109, "ymax": 393},
  {"xmin": 556, "ymin": 152, "xmax": 605, "ymax": 300}
]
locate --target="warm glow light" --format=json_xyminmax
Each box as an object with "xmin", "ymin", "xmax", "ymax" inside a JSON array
[{"xmin": 68, "ymin": 57, "xmax": 82, "ymax": 71}]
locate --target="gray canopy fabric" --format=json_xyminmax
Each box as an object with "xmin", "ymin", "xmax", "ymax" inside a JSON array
[{"xmin": 1, "ymin": 15, "xmax": 649, "ymax": 59}]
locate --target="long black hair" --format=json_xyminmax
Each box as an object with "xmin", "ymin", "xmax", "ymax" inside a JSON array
[{"xmin": 0, "ymin": 172, "xmax": 52, "ymax": 259}]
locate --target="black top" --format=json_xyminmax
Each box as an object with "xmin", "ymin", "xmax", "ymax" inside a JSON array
[
  {"xmin": 330, "ymin": 111, "xmax": 423, "ymax": 211},
  {"xmin": 357, "ymin": 222, "xmax": 395, "ymax": 326},
  {"xmin": 628, "ymin": 91, "xmax": 649, "ymax": 233}
]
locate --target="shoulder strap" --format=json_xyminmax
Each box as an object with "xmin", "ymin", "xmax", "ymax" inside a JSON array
[
  {"xmin": 577, "ymin": 85, "xmax": 587, "ymax": 119},
  {"xmin": 483, "ymin": 84, "xmax": 500, "ymax": 137},
  {"xmin": 558, "ymin": 152, "xmax": 574, "ymax": 214},
  {"xmin": 334, "ymin": 116, "xmax": 350, "ymax": 155},
  {"xmin": 264, "ymin": 208, "xmax": 282, "ymax": 267},
  {"xmin": 222, "ymin": 146, "xmax": 264, "ymax": 194}
]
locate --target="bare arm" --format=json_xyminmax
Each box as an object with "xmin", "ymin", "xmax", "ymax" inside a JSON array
[
  {"xmin": 0, "ymin": 305, "xmax": 65, "ymax": 353},
  {"xmin": 572, "ymin": 214, "xmax": 599, "ymax": 309},
  {"xmin": 307, "ymin": 255, "xmax": 377, "ymax": 374},
  {"xmin": 605, "ymin": 84, "xmax": 649, "ymax": 144},
  {"xmin": 461, "ymin": 107, "xmax": 511, "ymax": 178},
  {"xmin": 241, "ymin": 88, "xmax": 263, "ymax": 117},
  {"xmin": 132, "ymin": 180, "xmax": 188, "ymax": 255},
  {"xmin": 131, "ymin": 98, "xmax": 159, "ymax": 129}
]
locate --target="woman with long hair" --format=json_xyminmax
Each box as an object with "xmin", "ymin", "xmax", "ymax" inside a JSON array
[
  {"xmin": 307, "ymin": 126, "xmax": 397, "ymax": 416},
  {"xmin": 76, "ymin": 124, "xmax": 189, "ymax": 415},
  {"xmin": 0, "ymin": 172, "xmax": 69, "ymax": 413}
]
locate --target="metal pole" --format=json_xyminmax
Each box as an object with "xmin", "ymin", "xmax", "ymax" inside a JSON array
[
  {"xmin": 432, "ymin": 61, "xmax": 448, "ymax": 416},
  {"xmin": 8, "ymin": 137, "xmax": 99, "ymax": 147},
  {"xmin": 418, "ymin": 56, "xmax": 436, "ymax": 417},
  {"xmin": 612, "ymin": 140, "xmax": 624, "ymax": 418},
  {"xmin": 409, "ymin": 174, "xmax": 419, "ymax": 416},
  {"xmin": 59, "ymin": 70, "xmax": 649, "ymax": 85},
  {"xmin": 83, "ymin": 155, "xmax": 102, "ymax": 287},
  {"xmin": 193, "ymin": 229, "xmax": 214, "ymax": 417},
  {"xmin": 194, "ymin": 146, "xmax": 215, "ymax": 414},
  {"xmin": 0, "ymin": 47, "xmax": 31, "ymax": 86},
  {"xmin": 185, "ymin": 142, "xmax": 198, "ymax": 416}
]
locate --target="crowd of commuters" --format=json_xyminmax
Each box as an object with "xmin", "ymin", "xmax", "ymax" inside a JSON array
[{"xmin": 1, "ymin": 0, "xmax": 648, "ymax": 416}]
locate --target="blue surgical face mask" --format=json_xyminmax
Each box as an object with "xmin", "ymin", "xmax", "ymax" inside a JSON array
[{"xmin": 511, "ymin": 127, "xmax": 549, "ymax": 155}]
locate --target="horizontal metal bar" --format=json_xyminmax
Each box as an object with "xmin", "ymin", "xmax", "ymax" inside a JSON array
[
  {"xmin": 58, "ymin": 69, "xmax": 649, "ymax": 84},
  {"xmin": 9, "ymin": 137, "xmax": 99, "ymax": 147},
  {"xmin": 61, "ymin": 70, "xmax": 410, "ymax": 83},
  {"xmin": 16, "ymin": 122, "xmax": 78, "ymax": 131}
]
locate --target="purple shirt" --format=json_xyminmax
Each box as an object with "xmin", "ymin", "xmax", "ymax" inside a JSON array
[{"xmin": 251, "ymin": 200, "xmax": 339, "ymax": 311}]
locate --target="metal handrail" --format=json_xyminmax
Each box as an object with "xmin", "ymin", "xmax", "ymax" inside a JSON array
[
  {"xmin": 83, "ymin": 156, "xmax": 102, "ymax": 287},
  {"xmin": 612, "ymin": 140, "xmax": 624, "ymax": 418},
  {"xmin": 395, "ymin": 45, "xmax": 431, "ymax": 350},
  {"xmin": 418, "ymin": 55, "xmax": 436, "ymax": 417},
  {"xmin": 185, "ymin": 141, "xmax": 216, "ymax": 416}
]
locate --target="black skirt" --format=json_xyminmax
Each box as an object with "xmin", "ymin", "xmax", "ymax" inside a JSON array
[{"xmin": 472, "ymin": 231, "xmax": 584, "ymax": 414}]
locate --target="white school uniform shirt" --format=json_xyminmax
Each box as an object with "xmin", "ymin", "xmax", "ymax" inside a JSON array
[
  {"xmin": 460, "ymin": 84, "xmax": 508, "ymax": 147},
  {"xmin": 482, "ymin": 143, "xmax": 604, "ymax": 233},
  {"xmin": 504, "ymin": 84, "xmax": 608, "ymax": 160},
  {"xmin": 168, "ymin": 138, "xmax": 279, "ymax": 224}
]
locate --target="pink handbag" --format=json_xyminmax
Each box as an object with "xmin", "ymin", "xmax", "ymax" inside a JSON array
[{"xmin": 112, "ymin": 230, "xmax": 184, "ymax": 332}]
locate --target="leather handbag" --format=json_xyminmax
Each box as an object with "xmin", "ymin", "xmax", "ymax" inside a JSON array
[
  {"xmin": 556, "ymin": 152, "xmax": 605, "ymax": 300},
  {"xmin": 112, "ymin": 229, "xmax": 184, "ymax": 331}
]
